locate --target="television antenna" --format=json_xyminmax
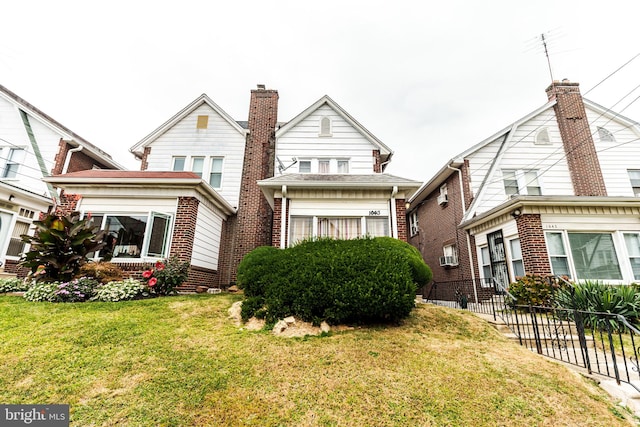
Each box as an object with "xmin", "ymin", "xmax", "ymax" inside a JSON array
[{"xmin": 276, "ymin": 157, "xmax": 297, "ymax": 173}]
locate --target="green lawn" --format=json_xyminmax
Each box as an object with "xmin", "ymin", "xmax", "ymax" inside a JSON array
[{"xmin": 0, "ymin": 294, "xmax": 632, "ymax": 426}]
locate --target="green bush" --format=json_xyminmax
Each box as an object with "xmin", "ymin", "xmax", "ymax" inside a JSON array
[
  {"xmin": 0, "ymin": 278, "xmax": 29, "ymax": 293},
  {"xmin": 92, "ymin": 279, "xmax": 149, "ymax": 302},
  {"xmin": 507, "ymin": 274, "xmax": 563, "ymax": 307},
  {"xmin": 141, "ymin": 257, "xmax": 190, "ymax": 296},
  {"xmin": 53, "ymin": 277, "xmax": 100, "ymax": 302},
  {"xmin": 24, "ymin": 282, "xmax": 60, "ymax": 302},
  {"xmin": 554, "ymin": 281, "xmax": 640, "ymax": 330},
  {"xmin": 237, "ymin": 237, "xmax": 429, "ymax": 325}
]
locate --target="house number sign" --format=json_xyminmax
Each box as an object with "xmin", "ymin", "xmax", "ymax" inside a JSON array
[{"xmin": 369, "ymin": 210, "xmax": 381, "ymax": 216}]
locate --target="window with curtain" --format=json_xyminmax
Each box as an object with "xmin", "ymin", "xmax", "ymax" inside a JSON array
[
  {"xmin": 624, "ymin": 233, "xmax": 640, "ymax": 280},
  {"xmin": 366, "ymin": 217, "xmax": 389, "ymax": 237},
  {"xmin": 337, "ymin": 160, "xmax": 349, "ymax": 173},
  {"xmin": 318, "ymin": 160, "xmax": 330, "ymax": 174},
  {"xmin": 289, "ymin": 216, "xmax": 313, "ymax": 244},
  {"xmin": 318, "ymin": 217, "xmax": 361, "ymax": 240}
]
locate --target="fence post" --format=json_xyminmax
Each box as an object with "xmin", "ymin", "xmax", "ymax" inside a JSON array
[
  {"xmin": 573, "ymin": 308, "xmax": 592, "ymax": 374},
  {"xmin": 530, "ymin": 306, "xmax": 543, "ymax": 355}
]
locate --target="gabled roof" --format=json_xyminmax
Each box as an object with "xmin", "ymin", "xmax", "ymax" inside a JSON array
[
  {"xmin": 258, "ymin": 173, "xmax": 421, "ymax": 208},
  {"xmin": 44, "ymin": 170, "xmax": 235, "ymax": 216},
  {"xmin": 129, "ymin": 93, "xmax": 249, "ymax": 158},
  {"xmin": 0, "ymin": 84, "xmax": 122, "ymax": 170},
  {"xmin": 275, "ymin": 95, "xmax": 394, "ymax": 162}
]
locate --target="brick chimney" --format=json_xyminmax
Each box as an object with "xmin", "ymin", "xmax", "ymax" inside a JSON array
[
  {"xmin": 231, "ymin": 85, "xmax": 278, "ymax": 280},
  {"xmin": 546, "ymin": 80, "xmax": 607, "ymax": 196}
]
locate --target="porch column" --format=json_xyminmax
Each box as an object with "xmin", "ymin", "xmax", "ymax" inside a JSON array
[{"xmin": 515, "ymin": 213, "xmax": 552, "ymax": 276}]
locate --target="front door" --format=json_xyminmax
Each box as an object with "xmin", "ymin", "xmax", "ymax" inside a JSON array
[{"xmin": 487, "ymin": 230, "xmax": 510, "ymax": 290}]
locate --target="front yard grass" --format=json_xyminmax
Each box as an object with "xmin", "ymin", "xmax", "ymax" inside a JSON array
[{"xmin": 0, "ymin": 294, "xmax": 632, "ymax": 426}]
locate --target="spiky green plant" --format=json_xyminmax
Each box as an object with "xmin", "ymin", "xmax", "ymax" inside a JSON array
[{"xmin": 19, "ymin": 212, "xmax": 110, "ymax": 283}]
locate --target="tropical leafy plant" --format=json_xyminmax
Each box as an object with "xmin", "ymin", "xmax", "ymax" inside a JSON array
[
  {"xmin": 20, "ymin": 212, "xmax": 110, "ymax": 283},
  {"xmin": 554, "ymin": 281, "xmax": 640, "ymax": 330}
]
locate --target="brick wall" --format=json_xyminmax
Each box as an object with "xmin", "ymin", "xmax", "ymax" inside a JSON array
[
  {"xmin": 395, "ymin": 199, "xmax": 408, "ymax": 241},
  {"xmin": 230, "ymin": 87, "xmax": 278, "ymax": 283},
  {"xmin": 272, "ymin": 197, "xmax": 282, "ymax": 247},
  {"xmin": 373, "ymin": 150, "xmax": 381, "ymax": 172},
  {"xmin": 408, "ymin": 167, "xmax": 476, "ymax": 282},
  {"xmin": 515, "ymin": 213, "xmax": 552, "ymax": 276},
  {"xmin": 140, "ymin": 147, "xmax": 151, "ymax": 171},
  {"xmin": 170, "ymin": 197, "xmax": 198, "ymax": 263},
  {"xmin": 54, "ymin": 192, "xmax": 82, "ymax": 215},
  {"xmin": 217, "ymin": 216, "xmax": 237, "ymax": 286},
  {"xmin": 51, "ymin": 140, "xmax": 115, "ymax": 175},
  {"xmin": 546, "ymin": 80, "xmax": 607, "ymax": 196}
]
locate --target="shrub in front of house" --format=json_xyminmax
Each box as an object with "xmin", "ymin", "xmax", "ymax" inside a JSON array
[
  {"xmin": 53, "ymin": 277, "xmax": 100, "ymax": 302},
  {"xmin": 140, "ymin": 257, "xmax": 190, "ymax": 296},
  {"xmin": 0, "ymin": 277, "xmax": 29, "ymax": 293},
  {"xmin": 23, "ymin": 282, "xmax": 60, "ymax": 302},
  {"xmin": 78, "ymin": 262, "xmax": 124, "ymax": 284},
  {"xmin": 507, "ymin": 274, "xmax": 563, "ymax": 307},
  {"xmin": 92, "ymin": 279, "xmax": 149, "ymax": 302},
  {"xmin": 237, "ymin": 237, "xmax": 431, "ymax": 325}
]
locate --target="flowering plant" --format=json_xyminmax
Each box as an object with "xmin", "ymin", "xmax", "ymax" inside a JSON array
[
  {"xmin": 141, "ymin": 256, "xmax": 189, "ymax": 296},
  {"xmin": 53, "ymin": 277, "xmax": 99, "ymax": 302}
]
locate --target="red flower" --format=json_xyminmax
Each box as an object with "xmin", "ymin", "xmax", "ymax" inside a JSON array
[
  {"xmin": 148, "ymin": 277, "xmax": 157, "ymax": 287},
  {"xmin": 155, "ymin": 261, "xmax": 165, "ymax": 271},
  {"xmin": 142, "ymin": 270, "xmax": 153, "ymax": 279}
]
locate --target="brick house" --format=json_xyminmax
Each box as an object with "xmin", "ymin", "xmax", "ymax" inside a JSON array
[
  {"xmin": 0, "ymin": 84, "xmax": 121, "ymax": 276},
  {"xmin": 406, "ymin": 80, "xmax": 640, "ymax": 294},
  {"xmin": 46, "ymin": 86, "xmax": 421, "ymax": 290}
]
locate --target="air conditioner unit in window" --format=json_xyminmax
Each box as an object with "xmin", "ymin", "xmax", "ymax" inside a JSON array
[
  {"xmin": 437, "ymin": 193, "xmax": 448, "ymax": 205},
  {"xmin": 439, "ymin": 256, "xmax": 458, "ymax": 267},
  {"xmin": 410, "ymin": 225, "xmax": 419, "ymax": 236}
]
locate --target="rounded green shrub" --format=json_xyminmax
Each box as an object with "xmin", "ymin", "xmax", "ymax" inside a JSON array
[{"xmin": 237, "ymin": 237, "xmax": 430, "ymax": 325}]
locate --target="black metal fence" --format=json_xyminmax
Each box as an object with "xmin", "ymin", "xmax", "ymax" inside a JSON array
[{"xmin": 421, "ymin": 278, "xmax": 640, "ymax": 392}]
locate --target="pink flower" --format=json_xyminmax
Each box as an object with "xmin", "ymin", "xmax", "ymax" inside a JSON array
[
  {"xmin": 142, "ymin": 270, "xmax": 153, "ymax": 279},
  {"xmin": 148, "ymin": 277, "xmax": 157, "ymax": 287},
  {"xmin": 155, "ymin": 261, "xmax": 165, "ymax": 271}
]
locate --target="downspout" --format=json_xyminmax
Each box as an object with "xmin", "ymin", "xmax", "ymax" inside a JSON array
[
  {"xmin": 19, "ymin": 109, "xmax": 58, "ymax": 202},
  {"xmin": 447, "ymin": 163, "xmax": 479, "ymax": 304},
  {"xmin": 390, "ymin": 186, "xmax": 398, "ymax": 239},
  {"xmin": 280, "ymin": 185, "xmax": 287, "ymax": 249},
  {"xmin": 62, "ymin": 145, "xmax": 83, "ymax": 174}
]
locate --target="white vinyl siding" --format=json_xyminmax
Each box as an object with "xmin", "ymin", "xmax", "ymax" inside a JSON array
[
  {"xmin": 192, "ymin": 204, "xmax": 224, "ymax": 270},
  {"xmin": 142, "ymin": 103, "xmax": 246, "ymax": 208},
  {"xmin": 276, "ymin": 104, "xmax": 383, "ymax": 175}
]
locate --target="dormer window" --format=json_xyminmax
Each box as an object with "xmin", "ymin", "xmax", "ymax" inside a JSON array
[
  {"xmin": 535, "ymin": 128, "xmax": 551, "ymax": 145},
  {"xmin": 598, "ymin": 127, "xmax": 615, "ymax": 142},
  {"xmin": 319, "ymin": 117, "xmax": 332, "ymax": 136}
]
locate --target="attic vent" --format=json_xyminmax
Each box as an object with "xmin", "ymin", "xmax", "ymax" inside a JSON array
[
  {"xmin": 597, "ymin": 127, "xmax": 615, "ymax": 142},
  {"xmin": 535, "ymin": 128, "xmax": 551, "ymax": 145},
  {"xmin": 197, "ymin": 115, "xmax": 209, "ymax": 129}
]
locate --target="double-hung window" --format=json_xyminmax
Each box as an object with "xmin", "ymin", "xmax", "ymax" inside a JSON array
[
  {"xmin": 209, "ymin": 158, "xmax": 223, "ymax": 188},
  {"xmin": 624, "ymin": 233, "xmax": 640, "ymax": 280},
  {"xmin": 2, "ymin": 148, "xmax": 25, "ymax": 178},
  {"xmin": 409, "ymin": 211, "xmax": 419, "ymax": 236},
  {"xmin": 546, "ymin": 232, "xmax": 623, "ymax": 280},
  {"xmin": 502, "ymin": 169, "xmax": 541, "ymax": 196},
  {"xmin": 172, "ymin": 156, "xmax": 185, "ymax": 171},
  {"xmin": 510, "ymin": 238, "xmax": 525, "ymax": 278},
  {"xmin": 191, "ymin": 157, "xmax": 204, "ymax": 178},
  {"xmin": 545, "ymin": 232, "xmax": 571, "ymax": 278}
]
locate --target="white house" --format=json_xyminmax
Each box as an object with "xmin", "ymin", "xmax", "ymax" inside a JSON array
[
  {"xmin": 46, "ymin": 86, "xmax": 421, "ymax": 289},
  {"xmin": 0, "ymin": 84, "xmax": 121, "ymax": 275},
  {"xmin": 407, "ymin": 79, "xmax": 640, "ymax": 292}
]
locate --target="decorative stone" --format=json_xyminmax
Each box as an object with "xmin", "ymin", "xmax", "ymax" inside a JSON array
[
  {"xmin": 227, "ymin": 285, "xmax": 240, "ymax": 293},
  {"xmin": 273, "ymin": 320, "xmax": 289, "ymax": 334},
  {"xmin": 283, "ymin": 316, "xmax": 296, "ymax": 325},
  {"xmin": 196, "ymin": 286, "xmax": 208, "ymax": 293},
  {"xmin": 320, "ymin": 322, "xmax": 330, "ymax": 333}
]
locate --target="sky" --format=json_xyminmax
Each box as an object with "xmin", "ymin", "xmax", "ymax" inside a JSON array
[{"xmin": 1, "ymin": 0, "xmax": 640, "ymax": 181}]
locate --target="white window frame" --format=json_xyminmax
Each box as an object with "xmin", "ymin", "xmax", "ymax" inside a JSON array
[
  {"xmin": 623, "ymin": 233, "xmax": 640, "ymax": 281},
  {"xmin": 2, "ymin": 147, "xmax": 26, "ymax": 179},
  {"xmin": 502, "ymin": 169, "xmax": 542, "ymax": 196},
  {"xmin": 409, "ymin": 211, "xmax": 419, "ymax": 236},
  {"xmin": 509, "ymin": 238, "xmax": 525, "ymax": 279},
  {"xmin": 172, "ymin": 156, "xmax": 186, "ymax": 171},
  {"xmin": 89, "ymin": 212, "xmax": 173, "ymax": 260},
  {"xmin": 319, "ymin": 116, "xmax": 332, "ymax": 136},
  {"xmin": 337, "ymin": 159, "xmax": 349, "ymax": 174},
  {"xmin": 191, "ymin": 157, "xmax": 204, "ymax": 178},
  {"xmin": 209, "ymin": 157, "xmax": 223, "ymax": 188},
  {"xmin": 298, "ymin": 160, "xmax": 311, "ymax": 173},
  {"xmin": 628, "ymin": 170, "xmax": 640, "ymax": 197}
]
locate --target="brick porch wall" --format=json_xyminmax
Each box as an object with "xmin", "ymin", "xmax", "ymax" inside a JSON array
[{"xmin": 515, "ymin": 213, "xmax": 552, "ymax": 276}]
